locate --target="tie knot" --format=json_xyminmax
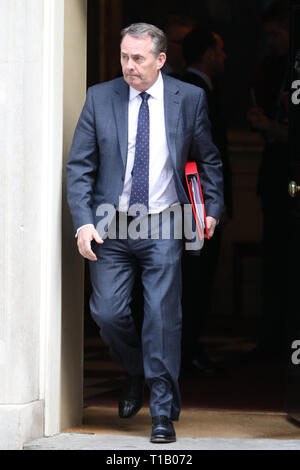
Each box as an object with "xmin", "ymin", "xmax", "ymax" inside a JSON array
[{"xmin": 140, "ymin": 91, "xmax": 150, "ymax": 102}]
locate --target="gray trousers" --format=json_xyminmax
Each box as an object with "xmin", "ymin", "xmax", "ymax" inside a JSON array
[{"xmin": 88, "ymin": 211, "xmax": 183, "ymax": 420}]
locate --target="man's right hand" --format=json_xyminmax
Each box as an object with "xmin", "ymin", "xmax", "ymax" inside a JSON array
[{"xmin": 77, "ymin": 225, "xmax": 104, "ymax": 261}]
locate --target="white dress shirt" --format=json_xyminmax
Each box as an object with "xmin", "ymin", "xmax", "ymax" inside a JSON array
[
  {"xmin": 77, "ymin": 72, "xmax": 179, "ymax": 236},
  {"xmin": 118, "ymin": 71, "xmax": 179, "ymax": 213}
]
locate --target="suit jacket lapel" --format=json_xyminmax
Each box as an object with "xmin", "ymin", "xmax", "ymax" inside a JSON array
[
  {"xmin": 163, "ymin": 74, "xmax": 181, "ymax": 169},
  {"xmin": 112, "ymin": 79, "xmax": 129, "ymax": 170}
]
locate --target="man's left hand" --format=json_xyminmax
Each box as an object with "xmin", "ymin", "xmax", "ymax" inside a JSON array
[{"xmin": 206, "ymin": 216, "xmax": 217, "ymax": 238}]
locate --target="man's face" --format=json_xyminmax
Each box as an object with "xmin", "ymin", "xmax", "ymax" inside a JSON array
[
  {"xmin": 211, "ymin": 33, "xmax": 227, "ymax": 76},
  {"xmin": 265, "ymin": 21, "xmax": 290, "ymax": 56},
  {"xmin": 121, "ymin": 34, "xmax": 166, "ymax": 91}
]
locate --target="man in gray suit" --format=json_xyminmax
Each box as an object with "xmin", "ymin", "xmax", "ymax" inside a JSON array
[{"xmin": 67, "ymin": 23, "xmax": 223, "ymax": 443}]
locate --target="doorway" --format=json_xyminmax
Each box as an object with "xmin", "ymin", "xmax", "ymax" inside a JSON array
[{"xmin": 77, "ymin": 0, "xmax": 293, "ymax": 437}]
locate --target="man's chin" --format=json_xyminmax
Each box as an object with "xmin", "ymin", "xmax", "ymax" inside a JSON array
[{"xmin": 124, "ymin": 76, "xmax": 142, "ymax": 88}]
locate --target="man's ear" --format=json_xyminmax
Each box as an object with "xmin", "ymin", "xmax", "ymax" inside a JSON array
[{"xmin": 157, "ymin": 52, "xmax": 167, "ymax": 69}]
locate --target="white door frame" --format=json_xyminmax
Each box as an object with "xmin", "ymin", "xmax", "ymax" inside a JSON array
[{"xmin": 40, "ymin": 0, "xmax": 87, "ymax": 436}]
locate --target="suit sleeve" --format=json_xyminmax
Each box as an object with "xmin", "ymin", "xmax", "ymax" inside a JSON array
[
  {"xmin": 191, "ymin": 90, "xmax": 224, "ymax": 220},
  {"xmin": 66, "ymin": 87, "xmax": 98, "ymax": 233}
]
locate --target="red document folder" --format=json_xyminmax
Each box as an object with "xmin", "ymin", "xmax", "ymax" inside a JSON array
[{"xmin": 185, "ymin": 161, "xmax": 209, "ymax": 240}]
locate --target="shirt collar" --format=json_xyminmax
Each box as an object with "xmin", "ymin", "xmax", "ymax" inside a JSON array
[
  {"xmin": 129, "ymin": 71, "xmax": 163, "ymax": 101},
  {"xmin": 187, "ymin": 67, "xmax": 213, "ymax": 90}
]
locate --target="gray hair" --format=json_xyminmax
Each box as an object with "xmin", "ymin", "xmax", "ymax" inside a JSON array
[{"xmin": 120, "ymin": 23, "xmax": 167, "ymax": 57}]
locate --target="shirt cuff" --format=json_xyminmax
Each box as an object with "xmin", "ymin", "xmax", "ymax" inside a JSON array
[{"xmin": 75, "ymin": 224, "xmax": 94, "ymax": 238}]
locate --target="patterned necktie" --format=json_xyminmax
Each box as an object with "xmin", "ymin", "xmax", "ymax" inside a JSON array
[{"xmin": 129, "ymin": 91, "xmax": 150, "ymax": 215}]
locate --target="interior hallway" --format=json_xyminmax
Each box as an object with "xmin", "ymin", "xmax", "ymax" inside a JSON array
[{"xmin": 61, "ymin": 316, "xmax": 300, "ymax": 442}]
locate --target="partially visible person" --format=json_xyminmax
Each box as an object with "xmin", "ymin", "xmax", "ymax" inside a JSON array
[
  {"xmin": 162, "ymin": 15, "xmax": 194, "ymax": 77},
  {"xmin": 247, "ymin": 0, "xmax": 289, "ymax": 356},
  {"xmin": 180, "ymin": 27, "xmax": 232, "ymax": 374},
  {"xmin": 182, "ymin": 29, "xmax": 231, "ymax": 218}
]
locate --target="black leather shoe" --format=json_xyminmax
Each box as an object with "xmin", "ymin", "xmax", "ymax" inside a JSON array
[
  {"xmin": 150, "ymin": 416, "xmax": 176, "ymax": 443},
  {"xmin": 118, "ymin": 375, "xmax": 144, "ymax": 419}
]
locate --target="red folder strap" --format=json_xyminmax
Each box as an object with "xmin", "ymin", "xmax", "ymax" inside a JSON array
[{"xmin": 185, "ymin": 161, "xmax": 209, "ymax": 240}]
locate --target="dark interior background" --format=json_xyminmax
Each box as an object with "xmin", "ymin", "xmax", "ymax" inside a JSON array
[
  {"xmin": 84, "ymin": 0, "xmax": 273, "ymax": 346},
  {"xmin": 87, "ymin": 0, "xmax": 273, "ymax": 127}
]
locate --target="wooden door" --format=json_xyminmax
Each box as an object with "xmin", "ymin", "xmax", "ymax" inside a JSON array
[{"xmin": 285, "ymin": 0, "xmax": 300, "ymax": 423}]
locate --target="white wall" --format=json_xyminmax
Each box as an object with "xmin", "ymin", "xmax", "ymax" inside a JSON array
[
  {"xmin": 0, "ymin": 0, "xmax": 73, "ymax": 448},
  {"xmin": 0, "ymin": 0, "xmax": 44, "ymax": 406},
  {"xmin": 0, "ymin": 0, "xmax": 49, "ymax": 449}
]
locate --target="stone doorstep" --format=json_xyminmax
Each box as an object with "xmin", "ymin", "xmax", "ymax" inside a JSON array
[
  {"xmin": 0, "ymin": 401, "xmax": 44, "ymax": 451},
  {"xmin": 24, "ymin": 433, "xmax": 300, "ymax": 450}
]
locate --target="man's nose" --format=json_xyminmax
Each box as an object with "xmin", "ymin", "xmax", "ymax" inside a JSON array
[{"xmin": 126, "ymin": 58, "xmax": 135, "ymax": 70}]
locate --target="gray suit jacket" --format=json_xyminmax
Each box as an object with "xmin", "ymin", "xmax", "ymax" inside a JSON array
[{"xmin": 66, "ymin": 74, "xmax": 224, "ymax": 234}]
